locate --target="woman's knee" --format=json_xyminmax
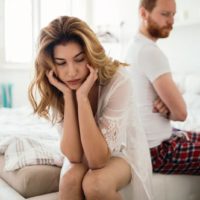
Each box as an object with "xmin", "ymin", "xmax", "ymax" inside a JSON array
[
  {"xmin": 59, "ymin": 170, "xmax": 78, "ymax": 192},
  {"xmin": 59, "ymin": 163, "xmax": 86, "ymax": 192},
  {"xmin": 82, "ymin": 170, "xmax": 111, "ymax": 199}
]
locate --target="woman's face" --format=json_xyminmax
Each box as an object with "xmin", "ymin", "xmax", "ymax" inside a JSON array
[{"xmin": 53, "ymin": 41, "xmax": 89, "ymax": 90}]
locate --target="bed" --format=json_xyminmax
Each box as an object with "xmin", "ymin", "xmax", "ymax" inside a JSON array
[
  {"xmin": 0, "ymin": 106, "xmax": 62, "ymax": 200},
  {"xmin": 0, "ymin": 72, "xmax": 200, "ymax": 200},
  {"xmin": 152, "ymin": 72, "xmax": 200, "ymax": 200}
]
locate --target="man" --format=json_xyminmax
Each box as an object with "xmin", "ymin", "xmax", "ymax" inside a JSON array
[{"xmin": 125, "ymin": 0, "xmax": 200, "ymax": 174}]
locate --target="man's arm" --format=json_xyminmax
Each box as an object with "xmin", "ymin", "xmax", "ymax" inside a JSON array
[
  {"xmin": 153, "ymin": 97, "xmax": 170, "ymax": 118},
  {"xmin": 153, "ymin": 72, "xmax": 187, "ymax": 121}
]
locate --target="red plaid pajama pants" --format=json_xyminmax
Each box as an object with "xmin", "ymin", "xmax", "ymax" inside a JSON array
[{"xmin": 150, "ymin": 129, "xmax": 200, "ymax": 174}]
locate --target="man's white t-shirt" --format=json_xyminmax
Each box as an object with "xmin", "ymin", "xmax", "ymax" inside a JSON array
[{"xmin": 125, "ymin": 33, "xmax": 172, "ymax": 148}]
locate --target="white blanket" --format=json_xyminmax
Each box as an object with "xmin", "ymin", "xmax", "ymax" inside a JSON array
[
  {"xmin": 0, "ymin": 136, "xmax": 63, "ymax": 171},
  {"xmin": 1, "ymin": 95, "xmax": 199, "ymax": 173},
  {"xmin": 0, "ymin": 106, "xmax": 63, "ymax": 171},
  {"xmin": 0, "ymin": 106, "xmax": 59, "ymax": 140}
]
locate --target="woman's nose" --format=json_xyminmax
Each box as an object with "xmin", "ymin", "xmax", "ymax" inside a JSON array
[{"xmin": 67, "ymin": 64, "xmax": 77, "ymax": 78}]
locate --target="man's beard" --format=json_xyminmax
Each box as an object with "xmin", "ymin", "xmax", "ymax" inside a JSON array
[{"xmin": 147, "ymin": 16, "xmax": 173, "ymax": 38}]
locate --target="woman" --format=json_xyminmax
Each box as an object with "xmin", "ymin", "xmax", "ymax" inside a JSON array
[{"xmin": 28, "ymin": 16, "xmax": 153, "ymax": 200}]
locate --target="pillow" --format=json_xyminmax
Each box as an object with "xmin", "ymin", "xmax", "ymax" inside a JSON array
[
  {"xmin": 0, "ymin": 156, "xmax": 61, "ymax": 198},
  {"xmin": 0, "ymin": 136, "xmax": 63, "ymax": 171}
]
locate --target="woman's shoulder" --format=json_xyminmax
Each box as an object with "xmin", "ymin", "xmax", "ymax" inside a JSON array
[
  {"xmin": 101, "ymin": 66, "xmax": 133, "ymax": 95},
  {"xmin": 110, "ymin": 66, "xmax": 133, "ymax": 87}
]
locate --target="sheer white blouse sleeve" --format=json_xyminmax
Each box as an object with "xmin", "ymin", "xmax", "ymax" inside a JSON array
[{"xmin": 96, "ymin": 69, "xmax": 132, "ymax": 153}]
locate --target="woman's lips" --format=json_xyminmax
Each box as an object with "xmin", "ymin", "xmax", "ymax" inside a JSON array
[{"xmin": 67, "ymin": 79, "xmax": 81, "ymax": 85}]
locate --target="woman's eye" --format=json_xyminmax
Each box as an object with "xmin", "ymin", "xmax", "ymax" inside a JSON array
[
  {"xmin": 56, "ymin": 62, "xmax": 66, "ymax": 66},
  {"xmin": 75, "ymin": 57, "xmax": 85, "ymax": 62}
]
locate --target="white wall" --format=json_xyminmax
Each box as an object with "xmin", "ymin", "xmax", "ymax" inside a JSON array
[
  {"xmin": 1, "ymin": 0, "xmax": 200, "ymax": 107},
  {"xmin": 158, "ymin": 23, "xmax": 200, "ymax": 73},
  {"xmin": 0, "ymin": 68, "xmax": 32, "ymax": 107},
  {"xmin": 1, "ymin": 23, "xmax": 200, "ymax": 107}
]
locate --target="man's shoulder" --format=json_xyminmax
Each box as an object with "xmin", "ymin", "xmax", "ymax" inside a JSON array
[
  {"xmin": 126, "ymin": 33, "xmax": 157, "ymax": 57},
  {"xmin": 133, "ymin": 33, "xmax": 155, "ymax": 47}
]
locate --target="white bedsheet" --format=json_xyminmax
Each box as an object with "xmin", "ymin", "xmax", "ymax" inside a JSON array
[
  {"xmin": 0, "ymin": 106, "xmax": 59, "ymax": 140},
  {"xmin": 0, "ymin": 95, "xmax": 199, "ymax": 172},
  {"xmin": 0, "ymin": 106, "xmax": 63, "ymax": 171}
]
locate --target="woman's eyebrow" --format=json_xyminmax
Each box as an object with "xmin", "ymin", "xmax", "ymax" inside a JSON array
[
  {"xmin": 74, "ymin": 51, "xmax": 84, "ymax": 58},
  {"xmin": 54, "ymin": 57, "xmax": 65, "ymax": 61}
]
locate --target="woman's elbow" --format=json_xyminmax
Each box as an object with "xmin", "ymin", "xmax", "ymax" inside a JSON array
[
  {"xmin": 62, "ymin": 152, "xmax": 82, "ymax": 163},
  {"xmin": 60, "ymin": 146, "xmax": 82, "ymax": 163},
  {"xmin": 88, "ymin": 160, "xmax": 107, "ymax": 170},
  {"xmin": 88, "ymin": 153, "xmax": 110, "ymax": 170},
  {"xmin": 67, "ymin": 156, "xmax": 82, "ymax": 163}
]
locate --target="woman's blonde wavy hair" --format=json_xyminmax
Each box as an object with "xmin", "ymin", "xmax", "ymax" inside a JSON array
[{"xmin": 28, "ymin": 16, "xmax": 127, "ymax": 123}]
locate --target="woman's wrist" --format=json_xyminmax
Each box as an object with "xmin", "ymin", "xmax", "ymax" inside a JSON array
[
  {"xmin": 63, "ymin": 90, "xmax": 74, "ymax": 100},
  {"xmin": 76, "ymin": 93, "xmax": 89, "ymax": 103}
]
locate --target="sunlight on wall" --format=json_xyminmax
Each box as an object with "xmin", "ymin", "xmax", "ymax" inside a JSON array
[
  {"xmin": 1, "ymin": 0, "xmax": 200, "ymax": 107},
  {"xmin": 5, "ymin": 0, "xmax": 32, "ymax": 63}
]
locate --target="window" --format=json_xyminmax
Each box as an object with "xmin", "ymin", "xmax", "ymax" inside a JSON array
[
  {"xmin": 90, "ymin": 0, "xmax": 139, "ymax": 60},
  {"xmin": 5, "ymin": 0, "xmax": 32, "ymax": 63},
  {"xmin": 0, "ymin": 0, "xmax": 86, "ymax": 68},
  {"xmin": 40, "ymin": 0, "xmax": 72, "ymax": 28},
  {"xmin": 91, "ymin": 0, "xmax": 124, "ymax": 60}
]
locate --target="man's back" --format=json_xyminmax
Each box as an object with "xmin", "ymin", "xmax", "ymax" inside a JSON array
[
  {"xmin": 125, "ymin": 0, "xmax": 200, "ymax": 176},
  {"xmin": 125, "ymin": 33, "xmax": 171, "ymax": 148}
]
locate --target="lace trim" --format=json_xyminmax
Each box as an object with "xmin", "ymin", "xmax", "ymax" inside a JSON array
[{"xmin": 98, "ymin": 117, "xmax": 121, "ymax": 152}]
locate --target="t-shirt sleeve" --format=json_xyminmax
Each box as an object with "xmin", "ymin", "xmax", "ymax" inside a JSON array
[
  {"xmin": 97, "ymin": 76, "xmax": 131, "ymax": 153},
  {"xmin": 138, "ymin": 45, "xmax": 171, "ymax": 82}
]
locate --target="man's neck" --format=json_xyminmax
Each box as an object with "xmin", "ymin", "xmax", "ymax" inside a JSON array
[{"xmin": 139, "ymin": 26, "xmax": 158, "ymax": 42}]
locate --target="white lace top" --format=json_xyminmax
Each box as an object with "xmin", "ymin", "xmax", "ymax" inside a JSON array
[
  {"xmin": 96, "ymin": 69, "xmax": 131, "ymax": 153},
  {"xmin": 96, "ymin": 67, "xmax": 153, "ymax": 200},
  {"xmin": 59, "ymin": 67, "xmax": 154, "ymax": 200}
]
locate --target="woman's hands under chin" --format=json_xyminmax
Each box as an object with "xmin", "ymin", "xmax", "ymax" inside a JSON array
[
  {"xmin": 76, "ymin": 64, "xmax": 98, "ymax": 100},
  {"xmin": 46, "ymin": 70, "xmax": 72, "ymax": 97}
]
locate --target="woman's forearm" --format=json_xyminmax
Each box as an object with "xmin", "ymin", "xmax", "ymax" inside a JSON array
[
  {"xmin": 77, "ymin": 95, "xmax": 110, "ymax": 169},
  {"xmin": 60, "ymin": 93, "xmax": 83, "ymax": 163}
]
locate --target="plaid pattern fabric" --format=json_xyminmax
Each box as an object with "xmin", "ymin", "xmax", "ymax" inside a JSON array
[
  {"xmin": 150, "ymin": 130, "xmax": 200, "ymax": 174},
  {"xmin": 0, "ymin": 136, "xmax": 63, "ymax": 171}
]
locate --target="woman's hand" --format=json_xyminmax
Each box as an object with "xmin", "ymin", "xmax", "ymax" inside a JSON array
[
  {"xmin": 153, "ymin": 97, "xmax": 170, "ymax": 119},
  {"xmin": 46, "ymin": 70, "xmax": 72, "ymax": 96},
  {"xmin": 76, "ymin": 64, "xmax": 98, "ymax": 99}
]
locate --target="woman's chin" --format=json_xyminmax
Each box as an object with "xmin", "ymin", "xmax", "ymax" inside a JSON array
[{"xmin": 68, "ymin": 85, "xmax": 81, "ymax": 90}]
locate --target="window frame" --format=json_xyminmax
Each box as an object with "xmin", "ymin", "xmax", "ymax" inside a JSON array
[
  {"xmin": 0, "ymin": 0, "xmax": 89, "ymax": 70},
  {"xmin": 0, "ymin": 0, "xmax": 35, "ymax": 69}
]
